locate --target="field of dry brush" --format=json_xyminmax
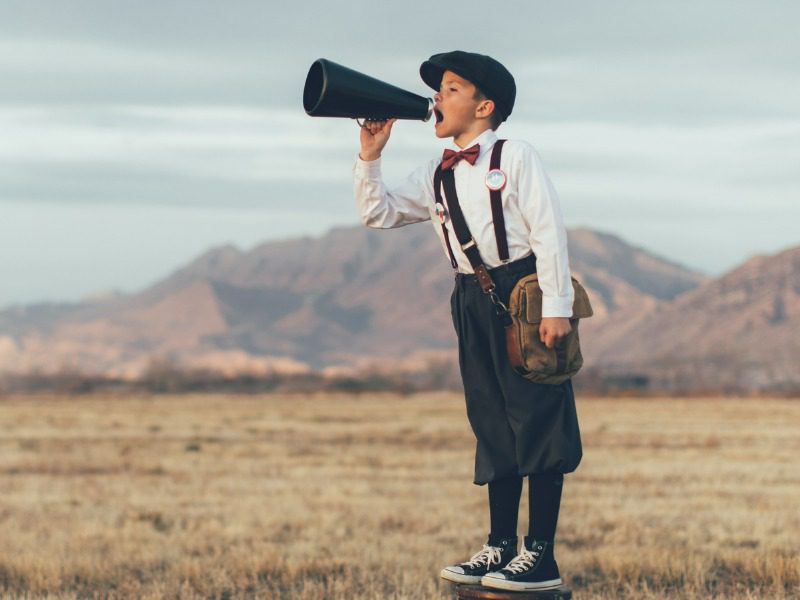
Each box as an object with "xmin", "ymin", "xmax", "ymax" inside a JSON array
[{"xmin": 0, "ymin": 392, "xmax": 798, "ymax": 599}]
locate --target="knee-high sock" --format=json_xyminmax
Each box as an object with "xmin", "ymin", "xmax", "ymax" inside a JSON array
[
  {"xmin": 528, "ymin": 471, "xmax": 564, "ymax": 542},
  {"xmin": 488, "ymin": 475, "xmax": 523, "ymax": 542}
]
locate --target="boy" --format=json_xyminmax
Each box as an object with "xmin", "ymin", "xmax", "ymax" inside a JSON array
[{"xmin": 352, "ymin": 51, "xmax": 582, "ymax": 592}]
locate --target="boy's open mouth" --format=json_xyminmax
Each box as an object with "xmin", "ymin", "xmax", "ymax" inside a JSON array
[{"xmin": 434, "ymin": 108, "xmax": 444, "ymax": 124}]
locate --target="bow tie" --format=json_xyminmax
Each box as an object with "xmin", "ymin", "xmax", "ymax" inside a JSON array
[{"xmin": 441, "ymin": 144, "xmax": 480, "ymax": 170}]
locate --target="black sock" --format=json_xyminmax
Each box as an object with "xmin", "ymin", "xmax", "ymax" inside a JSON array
[
  {"xmin": 528, "ymin": 470, "xmax": 564, "ymax": 543},
  {"xmin": 488, "ymin": 475, "xmax": 522, "ymax": 543}
]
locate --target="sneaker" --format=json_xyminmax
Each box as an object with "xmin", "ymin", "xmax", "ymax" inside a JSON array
[
  {"xmin": 481, "ymin": 537, "xmax": 562, "ymax": 591},
  {"xmin": 440, "ymin": 536, "xmax": 517, "ymax": 584}
]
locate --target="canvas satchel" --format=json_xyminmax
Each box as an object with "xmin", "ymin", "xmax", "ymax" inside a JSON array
[{"xmin": 505, "ymin": 274, "xmax": 593, "ymax": 384}]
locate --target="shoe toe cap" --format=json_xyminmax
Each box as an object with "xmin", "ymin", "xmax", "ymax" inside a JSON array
[
  {"xmin": 481, "ymin": 572, "xmax": 507, "ymax": 581},
  {"xmin": 443, "ymin": 566, "xmax": 466, "ymax": 575}
]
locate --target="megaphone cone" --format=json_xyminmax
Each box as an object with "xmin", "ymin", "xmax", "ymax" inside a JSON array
[{"xmin": 303, "ymin": 59, "xmax": 433, "ymax": 122}]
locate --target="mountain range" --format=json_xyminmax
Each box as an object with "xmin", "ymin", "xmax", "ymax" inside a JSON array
[{"xmin": 0, "ymin": 224, "xmax": 796, "ymax": 392}]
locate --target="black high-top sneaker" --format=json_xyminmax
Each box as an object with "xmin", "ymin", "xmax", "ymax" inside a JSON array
[
  {"xmin": 440, "ymin": 536, "xmax": 517, "ymax": 584},
  {"xmin": 480, "ymin": 537, "xmax": 562, "ymax": 591}
]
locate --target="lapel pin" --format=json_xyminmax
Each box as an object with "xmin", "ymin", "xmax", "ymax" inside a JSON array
[
  {"xmin": 435, "ymin": 203, "xmax": 449, "ymax": 224},
  {"xmin": 485, "ymin": 168, "xmax": 507, "ymax": 191}
]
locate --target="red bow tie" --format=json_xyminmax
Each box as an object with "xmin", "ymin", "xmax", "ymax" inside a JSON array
[{"xmin": 441, "ymin": 144, "xmax": 480, "ymax": 170}]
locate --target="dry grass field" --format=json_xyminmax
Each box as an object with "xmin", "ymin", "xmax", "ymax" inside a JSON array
[{"xmin": 0, "ymin": 392, "xmax": 798, "ymax": 599}]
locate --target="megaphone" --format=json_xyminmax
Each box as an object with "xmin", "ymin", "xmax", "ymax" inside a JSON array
[{"xmin": 303, "ymin": 58, "xmax": 433, "ymax": 122}]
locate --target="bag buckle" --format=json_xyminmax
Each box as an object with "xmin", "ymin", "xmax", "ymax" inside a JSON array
[{"xmin": 488, "ymin": 289, "xmax": 509, "ymax": 314}]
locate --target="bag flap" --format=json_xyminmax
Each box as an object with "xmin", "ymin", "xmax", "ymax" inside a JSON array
[
  {"xmin": 520, "ymin": 276, "xmax": 594, "ymax": 322},
  {"xmin": 571, "ymin": 279, "xmax": 594, "ymax": 319}
]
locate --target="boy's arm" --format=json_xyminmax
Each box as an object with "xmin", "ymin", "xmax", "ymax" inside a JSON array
[
  {"xmin": 517, "ymin": 143, "xmax": 575, "ymax": 347},
  {"xmin": 353, "ymin": 119, "xmax": 432, "ymax": 228}
]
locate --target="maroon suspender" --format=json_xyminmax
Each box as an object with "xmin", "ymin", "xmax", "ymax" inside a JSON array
[
  {"xmin": 434, "ymin": 140, "xmax": 509, "ymax": 269},
  {"xmin": 433, "ymin": 165, "xmax": 458, "ymax": 268},
  {"xmin": 440, "ymin": 168, "xmax": 485, "ymax": 271},
  {"xmin": 489, "ymin": 140, "xmax": 509, "ymax": 262}
]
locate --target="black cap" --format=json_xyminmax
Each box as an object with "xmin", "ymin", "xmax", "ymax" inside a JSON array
[{"xmin": 420, "ymin": 51, "xmax": 516, "ymax": 122}]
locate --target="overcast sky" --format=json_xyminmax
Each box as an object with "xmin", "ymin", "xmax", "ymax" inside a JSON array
[{"xmin": 1, "ymin": 0, "xmax": 798, "ymax": 308}]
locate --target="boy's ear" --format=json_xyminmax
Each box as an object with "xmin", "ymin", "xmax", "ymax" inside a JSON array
[{"xmin": 476, "ymin": 98, "xmax": 496, "ymax": 120}]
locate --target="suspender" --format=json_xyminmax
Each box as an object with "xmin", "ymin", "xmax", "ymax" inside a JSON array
[
  {"xmin": 441, "ymin": 168, "xmax": 484, "ymax": 271},
  {"xmin": 489, "ymin": 140, "xmax": 509, "ymax": 262},
  {"xmin": 433, "ymin": 166, "xmax": 458, "ymax": 269},
  {"xmin": 439, "ymin": 166, "xmax": 500, "ymax": 294},
  {"xmin": 433, "ymin": 139, "xmax": 510, "ymax": 268}
]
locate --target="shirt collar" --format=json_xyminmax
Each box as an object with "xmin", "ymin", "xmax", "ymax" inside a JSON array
[{"xmin": 451, "ymin": 129, "xmax": 499, "ymax": 159}]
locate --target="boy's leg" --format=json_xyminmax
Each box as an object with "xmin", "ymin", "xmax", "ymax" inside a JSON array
[
  {"xmin": 528, "ymin": 470, "xmax": 563, "ymax": 542},
  {"xmin": 441, "ymin": 473, "xmax": 521, "ymax": 585},
  {"xmin": 489, "ymin": 475, "xmax": 523, "ymax": 542},
  {"xmin": 450, "ymin": 276, "xmax": 519, "ymax": 484},
  {"xmin": 477, "ymin": 261, "xmax": 575, "ymax": 591},
  {"xmin": 441, "ymin": 276, "xmax": 522, "ymax": 584},
  {"xmin": 481, "ymin": 472, "xmax": 564, "ymax": 591}
]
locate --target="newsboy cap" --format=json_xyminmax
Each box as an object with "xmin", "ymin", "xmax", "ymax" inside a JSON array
[{"xmin": 420, "ymin": 50, "xmax": 516, "ymax": 122}]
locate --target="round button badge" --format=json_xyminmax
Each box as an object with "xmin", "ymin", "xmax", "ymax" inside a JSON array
[
  {"xmin": 485, "ymin": 168, "xmax": 507, "ymax": 191},
  {"xmin": 434, "ymin": 203, "xmax": 448, "ymax": 224}
]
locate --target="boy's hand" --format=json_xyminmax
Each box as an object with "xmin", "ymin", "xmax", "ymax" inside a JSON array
[
  {"xmin": 539, "ymin": 317, "xmax": 572, "ymax": 349},
  {"xmin": 359, "ymin": 118, "xmax": 396, "ymax": 161}
]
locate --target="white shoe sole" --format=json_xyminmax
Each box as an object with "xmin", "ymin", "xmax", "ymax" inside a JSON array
[
  {"xmin": 440, "ymin": 568, "xmax": 483, "ymax": 584},
  {"xmin": 480, "ymin": 575, "xmax": 563, "ymax": 591}
]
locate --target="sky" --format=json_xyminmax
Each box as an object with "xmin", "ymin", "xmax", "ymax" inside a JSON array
[{"xmin": 1, "ymin": 0, "xmax": 799, "ymax": 308}]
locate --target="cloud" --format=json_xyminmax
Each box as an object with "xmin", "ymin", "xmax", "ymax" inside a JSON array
[
  {"xmin": 0, "ymin": 0, "xmax": 798, "ymax": 306},
  {"xmin": 3, "ymin": 1, "xmax": 799, "ymax": 117},
  {"xmin": 0, "ymin": 197, "xmax": 358, "ymax": 308}
]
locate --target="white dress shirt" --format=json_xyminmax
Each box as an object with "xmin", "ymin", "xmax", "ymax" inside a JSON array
[{"xmin": 353, "ymin": 128, "xmax": 574, "ymax": 317}]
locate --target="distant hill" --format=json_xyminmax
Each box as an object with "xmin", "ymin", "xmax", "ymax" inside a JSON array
[
  {"xmin": 583, "ymin": 245, "xmax": 800, "ymax": 393},
  {"xmin": 0, "ymin": 224, "xmax": 704, "ymax": 379},
  {"xmin": 6, "ymin": 224, "xmax": 797, "ymax": 393}
]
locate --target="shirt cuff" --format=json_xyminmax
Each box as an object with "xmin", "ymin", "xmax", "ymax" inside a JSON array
[
  {"xmin": 354, "ymin": 154, "xmax": 382, "ymax": 176},
  {"xmin": 541, "ymin": 295, "xmax": 574, "ymax": 318}
]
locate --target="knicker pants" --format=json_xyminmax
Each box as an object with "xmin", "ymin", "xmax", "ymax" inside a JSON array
[{"xmin": 451, "ymin": 255, "xmax": 583, "ymax": 485}]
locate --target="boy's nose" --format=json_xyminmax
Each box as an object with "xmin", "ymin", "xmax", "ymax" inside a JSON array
[{"xmin": 434, "ymin": 91, "xmax": 442, "ymax": 102}]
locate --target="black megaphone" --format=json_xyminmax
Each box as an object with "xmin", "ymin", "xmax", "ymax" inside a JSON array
[{"xmin": 303, "ymin": 59, "xmax": 433, "ymax": 122}]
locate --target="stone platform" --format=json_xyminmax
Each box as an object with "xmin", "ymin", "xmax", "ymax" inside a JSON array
[{"xmin": 455, "ymin": 583, "xmax": 572, "ymax": 599}]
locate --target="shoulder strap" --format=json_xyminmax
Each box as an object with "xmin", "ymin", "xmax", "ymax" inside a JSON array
[
  {"xmin": 490, "ymin": 140, "xmax": 509, "ymax": 262},
  {"xmin": 440, "ymin": 167, "xmax": 496, "ymax": 293},
  {"xmin": 433, "ymin": 165, "xmax": 457, "ymax": 269}
]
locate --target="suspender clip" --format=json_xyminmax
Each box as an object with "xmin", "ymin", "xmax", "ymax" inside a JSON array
[
  {"xmin": 461, "ymin": 239, "xmax": 477, "ymax": 251},
  {"xmin": 488, "ymin": 290, "xmax": 509, "ymax": 316}
]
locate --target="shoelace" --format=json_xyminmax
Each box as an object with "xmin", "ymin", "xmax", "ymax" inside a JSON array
[
  {"xmin": 504, "ymin": 547, "xmax": 539, "ymax": 574},
  {"xmin": 463, "ymin": 545, "xmax": 503, "ymax": 569}
]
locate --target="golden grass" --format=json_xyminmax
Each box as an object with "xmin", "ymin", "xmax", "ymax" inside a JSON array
[{"xmin": 0, "ymin": 392, "xmax": 798, "ymax": 599}]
